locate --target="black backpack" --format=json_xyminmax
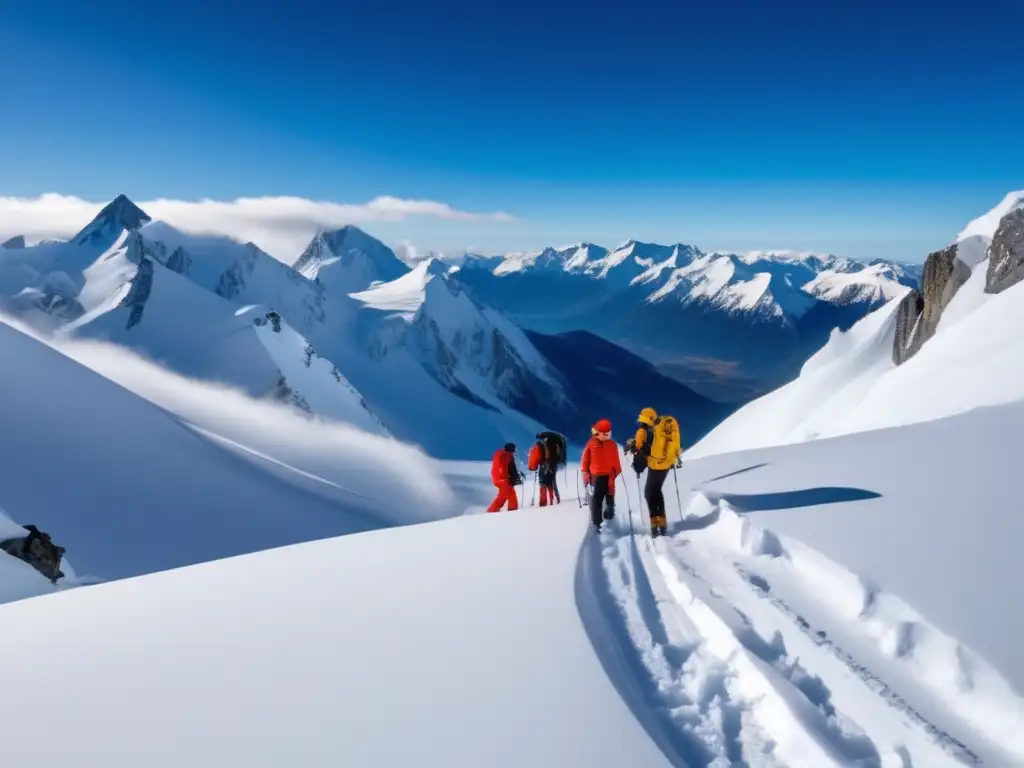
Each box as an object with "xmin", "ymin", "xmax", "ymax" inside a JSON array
[{"xmin": 536, "ymin": 431, "xmax": 568, "ymax": 470}]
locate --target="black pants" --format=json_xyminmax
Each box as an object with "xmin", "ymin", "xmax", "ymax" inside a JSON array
[
  {"xmin": 645, "ymin": 468, "xmax": 669, "ymax": 523},
  {"xmin": 590, "ymin": 475, "xmax": 615, "ymax": 526}
]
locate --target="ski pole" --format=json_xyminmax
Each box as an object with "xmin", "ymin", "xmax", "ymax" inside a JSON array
[{"xmin": 575, "ymin": 470, "xmax": 582, "ymax": 509}]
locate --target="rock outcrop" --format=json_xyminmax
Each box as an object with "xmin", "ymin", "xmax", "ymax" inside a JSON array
[
  {"xmin": 165, "ymin": 246, "xmax": 192, "ymax": 275},
  {"xmin": 892, "ymin": 244, "xmax": 970, "ymax": 364},
  {"xmin": 120, "ymin": 257, "xmax": 154, "ymax": 330},
  {"xmin": 891, "ymin": 289, "xmax": 924, "ymax": 365},
  {"xmin": 1, "ymin": 235, "xmax": 26, "ymax": 249},
  {"xmin": 985, "ymin": 207, "xmax": 1024, "ymax": 294}
]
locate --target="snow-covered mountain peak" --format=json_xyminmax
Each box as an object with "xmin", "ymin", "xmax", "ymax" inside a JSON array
[
  {"xmin": 491, "ymin": 243, "xmax": 610, "ymax": 275},
  {"xmin": 71, "ymin": 194, "xmax": 151, "ymax": 249},
  {"xmin": 631, "ymin": 243, "xmax": 700, "ymax": 286},
  {"xmin": 958, "ymin": 190, "xmax": 1024, "ymax": 242},
  {"xmin": 648, "ymin": 253, "xmax": 785, "ymax": 318},
  {"xmin": 802, "ymin": 262, "xmax": 912, "ymax": 306},
  {"xmin": 293, "ymin": 226, "xmax": 409, "ymax": 292}
]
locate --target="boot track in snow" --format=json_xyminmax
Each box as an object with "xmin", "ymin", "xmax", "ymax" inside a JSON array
[{"xmin": 575, "ymin": 488, "xmax": 1010, "ymax": 767}]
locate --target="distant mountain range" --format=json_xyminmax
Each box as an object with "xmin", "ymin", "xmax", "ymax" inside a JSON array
[
  {"xmin": 0, "ymin": 195, "xmax": 921, "ymax": 456},
  {"xmin": 455, "ymin": 242, "xmax": 920, "ymax": 401}
]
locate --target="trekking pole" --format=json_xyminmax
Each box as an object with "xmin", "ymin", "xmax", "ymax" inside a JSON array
[
  {"xmin": 530, "ymin": 471, "xmax": 537, "ymax": 507},
  {"xmin": 575, "ymin": 470, "xmax": 582, "ymax": 508}
]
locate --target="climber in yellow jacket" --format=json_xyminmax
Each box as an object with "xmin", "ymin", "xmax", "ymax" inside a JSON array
[{"xmin": 625, "ymin": 407, "xmax": 681, "ymax": 538}]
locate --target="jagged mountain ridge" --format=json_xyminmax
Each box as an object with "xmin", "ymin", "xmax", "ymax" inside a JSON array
[
  {"xmin": 456, "ymin": 240, "xmax": 920, "ymax": 402},
  {"xmin": 4, "ymin": 197, "xmax": 723, "ymax": 457},
  {"xmin": 0, "ymin": 192, "xmax": 923, "ymax": 450}
]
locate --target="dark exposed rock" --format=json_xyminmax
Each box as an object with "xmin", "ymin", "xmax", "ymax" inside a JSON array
[
  {"xmin": 215, "ymin": 243, "xmax": 259, "ymax": 299},
  {"xmin": 121, "ymin": 257, "xmax": 154, "ymax": 330},
  {"xmin": 272, "ymin": 376, "xmax": 312, "ymax": 413},
  {"xmin": 985, "ymin": 207, "xmax": 1024, "ymax": 294},
  {"xmin": 892, "ymin": 290, "xmax": 923, "ymax": 365},
  {"xmin": 892, "ymin": 244, "xmax": 970, "ymax": 364},
  {"xmin": 71, "ymin": 194, "xmax": 151, "ymax": 247},
  {"xmin": 1, "ymin": 235, "xmax": 26, "ymax": 249},
  {"xmin": 165, "ymin": 246, "xmax": 192, "ymax": 275},
  {"xmin": 0, "ymin": 524, "xmax": 65, "ymax": 583}
]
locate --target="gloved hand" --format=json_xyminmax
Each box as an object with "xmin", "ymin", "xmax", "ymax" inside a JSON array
[
  {"xmin": 582, "ymin": 472, "xmax": 591, "ymax": 486},
  {"xmin": 631, "ymin": 452, "xmax": 646, "ymax": 475},
  {"xmin": 625, "ymin": 438, "xmax": 635, "ymax": 453},
  {"xmin": 675, "ymin": 456, "xmax": 683, "ymax": 469}
]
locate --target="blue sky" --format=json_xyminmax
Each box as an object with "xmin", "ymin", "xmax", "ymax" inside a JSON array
[{"xmin": 1, "ymin": 0, "xmax": 1022, "ymax": 261}]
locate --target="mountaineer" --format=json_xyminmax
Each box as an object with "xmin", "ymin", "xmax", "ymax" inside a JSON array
[
  {"xmin": 625, "ymin": 407, "xmax": 682, "ymax": 537},
  {"xmin": 580, "ymin": 419, "xmax": 621, "ymax": 532}
]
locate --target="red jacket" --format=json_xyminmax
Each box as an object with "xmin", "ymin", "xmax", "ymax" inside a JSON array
[
  {"xmin": 491, "ymin": 448, "xmax": 516, "ymax": 487},
  {"xmin": 581, "ymin": 437, "xmax": 621, "ymax": 491}
]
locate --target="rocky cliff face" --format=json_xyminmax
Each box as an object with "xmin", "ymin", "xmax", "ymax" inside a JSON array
[
  {"xmin": 1, "ymin": 235, "xmax": 25, "ymax": 249},
  {"xmin": 986, "ymin": 208, "xmax": 1024, "ymax": 295},
  {"xmin": 892, "ymin": 244, "xmax": 970, "ymax": 364},
  {"xmin": 891, "ymin": 289, "xmax": 924, "ymax": 365}
]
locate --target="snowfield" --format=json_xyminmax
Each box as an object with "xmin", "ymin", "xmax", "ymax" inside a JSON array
[{"xmin": 0, "ymin": 506, "xmax": 671, "ymax": 768}]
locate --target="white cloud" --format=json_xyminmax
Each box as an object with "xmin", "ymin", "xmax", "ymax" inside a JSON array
[{"xmin": 0, "ymin": 193, "xmax": 516, "ymax": 260}]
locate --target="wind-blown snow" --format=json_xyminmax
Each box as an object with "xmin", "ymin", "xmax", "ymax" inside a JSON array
[
  {"xmin": 0, "ymin": 314, "xmax": 453, "ymax": 581},
  {"xmin": 349, "ymin": 257, "xmax": 450, "ymax": 319}
]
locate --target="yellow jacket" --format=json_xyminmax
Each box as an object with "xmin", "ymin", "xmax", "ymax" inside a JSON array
[{"xmin": 632, "ymin": 413, "xmax": 681, "ymax": 471}]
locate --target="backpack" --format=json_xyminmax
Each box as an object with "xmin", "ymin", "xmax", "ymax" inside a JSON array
[
  {"xmin": 649, "ymin": 416, "xmax": 681, "ymax": 465},
  {"xmin": 536, "ymin": 431, "xmax": 568, "ymax": 470}
]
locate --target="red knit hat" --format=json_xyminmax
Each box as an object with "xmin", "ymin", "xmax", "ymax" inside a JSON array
[{"xmin": 593, "ymin": 418, "xmax": 612, "ymax": 433}]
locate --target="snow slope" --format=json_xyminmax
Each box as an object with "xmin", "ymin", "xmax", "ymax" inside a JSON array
[
  {"xmin": 688, "ymin": 288, "xmax": 910, "ymax": 456},
  {"xmin": 0, "ymin": 314, "xmax": 452, "ymax": 581},
  {"xmin": 0, "ymin": 506, "xmax": 672, "ymax": 768},
  {"xmin": 570, "ymin": 403, "xmax": 1024, "ymax": 766},
  {"xmin": 674, "ymin": 405, "xmax": 1024, "ymax": 764},
  {"xmin": 691, "ymin": 218, "xmax": 1024, "ymax": 458}
]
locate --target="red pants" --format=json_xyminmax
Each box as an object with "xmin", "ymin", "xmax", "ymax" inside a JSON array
[
  {"xmin": 539, "ymin": 485, "xmax": 554, "ymax": 506},
  {"xmin": 487, "ymin": 484, "xmax": 518, "ymax": 512}
]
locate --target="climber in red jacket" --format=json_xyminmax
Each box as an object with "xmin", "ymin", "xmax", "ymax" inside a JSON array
[
  {"xmin": 580, "ymin": 419, "xmax": 622, "ymax": 531},
  {"xmin": 487, "ymin": 442, "xmax": 522, "ymax": 512}
]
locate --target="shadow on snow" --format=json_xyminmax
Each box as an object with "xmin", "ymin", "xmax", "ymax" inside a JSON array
[{"xmin": 702, "ymin": 486, "xmax": 882, "ymax": 513}]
